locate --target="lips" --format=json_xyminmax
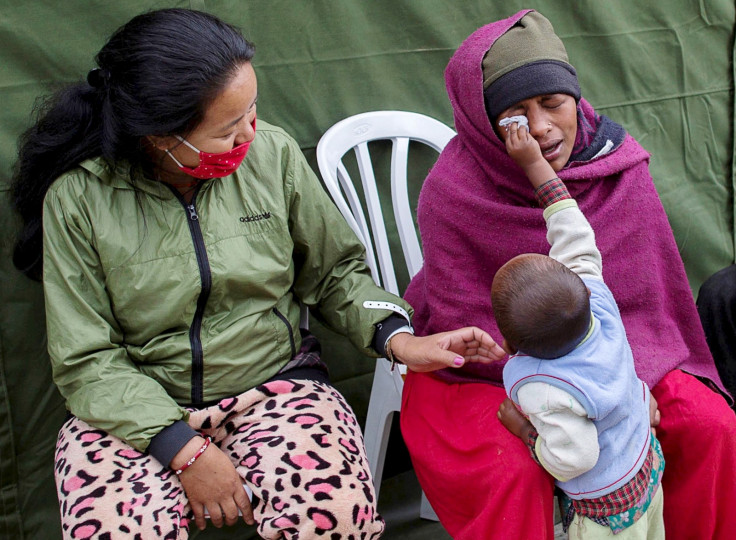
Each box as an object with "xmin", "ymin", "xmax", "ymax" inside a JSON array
[{"xmin": 540, "ymin": 140, "xmax": 562, "ymax": 161}]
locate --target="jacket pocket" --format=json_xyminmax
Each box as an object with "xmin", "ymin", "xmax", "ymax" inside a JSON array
[{"xmin": 272, "ymin": 307, "xmax": 296, "ymax": 358}]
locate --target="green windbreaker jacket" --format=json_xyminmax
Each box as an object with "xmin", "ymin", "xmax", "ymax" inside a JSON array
[{"xmin": 42, "ymin": 120, "xmax": 411, "ymax": 451}]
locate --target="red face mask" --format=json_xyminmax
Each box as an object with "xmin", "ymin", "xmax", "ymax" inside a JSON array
[{"xmin": 166, "ymin": 119, "xmax": 256, "ymax": 179}]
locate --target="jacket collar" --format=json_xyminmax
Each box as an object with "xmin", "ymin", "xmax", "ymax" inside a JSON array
[{"xmin": 79, "ymin": 156, "xmax": 210, "ymax": 200}]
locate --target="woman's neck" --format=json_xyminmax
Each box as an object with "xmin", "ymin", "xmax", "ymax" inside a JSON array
[{"xmin": 143, "ymin": 141, "xmax": 202, "ymax": 202}]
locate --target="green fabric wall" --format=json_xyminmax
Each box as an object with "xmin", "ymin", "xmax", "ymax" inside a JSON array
[{"xmin": 0, "ymin": 1, "xmax": 733, "ymax": 538}]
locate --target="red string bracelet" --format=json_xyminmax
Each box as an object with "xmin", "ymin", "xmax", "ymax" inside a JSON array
[{"xmin": 174, "ymin": 436, "xmax": 211, "ymax": 475}]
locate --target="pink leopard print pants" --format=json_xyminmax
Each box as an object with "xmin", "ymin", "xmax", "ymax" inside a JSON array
[{"xmin": 54, "ymin": 379, "xmax": 385, "ymax": 539}]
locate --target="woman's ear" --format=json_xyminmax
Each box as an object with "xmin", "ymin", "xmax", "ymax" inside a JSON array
[{"xmin": 146, "ymin": 135, "xmax": 177, "ymax": 152}]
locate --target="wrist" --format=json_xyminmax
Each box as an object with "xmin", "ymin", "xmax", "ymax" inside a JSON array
[
  {"xmin": 170, "ymin": 435, "xmax": 207, "ymax": 471},
  {"xmin": 386, "ymin": 332, "xmax": 413, "ymax": 364},
  {"xmin": 519, "ymin": 422, "xmax": 534, "ymax": 442},
  {"xmin": 522, "ymin": 160, "xmax": 556, "ymax": 189}
]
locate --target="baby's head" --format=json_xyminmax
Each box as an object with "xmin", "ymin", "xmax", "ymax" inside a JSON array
[{"xmin": 491, "ymin": 253, "xmax": 590, "ymax": 359}]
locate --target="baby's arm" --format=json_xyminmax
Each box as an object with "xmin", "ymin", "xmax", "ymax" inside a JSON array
[
  {"xmin": 501, "ymin": 117, "xmax": 556, "ymax": 189},
  {"xmin": 517, "ymin": 382, "xmax": 599, "ymax": 481},
  {"xmin": 545, "ymin": 200, "xmax": 602, "ymax": 281},
  {"xmin": 500, "ymin": 116, "xmax": 601, "ymax": 279}
]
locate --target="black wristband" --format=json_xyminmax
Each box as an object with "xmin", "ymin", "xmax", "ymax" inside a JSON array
[{"xmin": 372, "ymin": 314, "xmax": 411, "ymax": 356}]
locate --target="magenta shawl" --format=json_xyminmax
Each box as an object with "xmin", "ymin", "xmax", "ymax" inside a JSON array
[{"xmin": 404, "ymin": 10, "xmax": 727, "ymax": 397}]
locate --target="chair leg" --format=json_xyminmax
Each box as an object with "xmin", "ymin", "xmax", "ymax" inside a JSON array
[
  {"xmin": 364, "ymin": 409, "xmax": 393, "ymax": 498},
  {"xmin": 419, "ymin": 490, "xmax": 439, "ymax": 521},
  {"xmin": 363, "ymin": 361, "xmax": 402, "ymax": 502}
]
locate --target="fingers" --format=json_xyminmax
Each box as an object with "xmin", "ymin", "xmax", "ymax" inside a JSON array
[
  {"xmin": 191, "ymin": 501, "xmax": 207, "ymax": 531},
  {"xmin": 506, "ymin": 121, "xmax": 528, "ymax": 141},
  {"xmin": 498, "ymin": 396, "xmax": 514, "ymax": 411},
  {"xmin": 219, "ymin": 498, "xmax": 241, "ymax": 527},
  {"xmin": 208, "ymin": 503, "xmax": 225, "ymax": 528},
  {"xmin": 177, "ymin": 444, "xmax": 253, "ymax": 530},
  {"xmin": 235, "ymin": 485, "xmax": 255, "ymax": 526},
  {"xmin": 402, "ymin": 327, "xmax": 507, "ymax": 373},
  {"xmin": 203, "ymin": 489, "xmax": 251, "ymax": 528},
  {"xmin": 649, "ymin": 392, "xmax": 661, "ymax": 427},
  {"xmin": 437, "ymin": 327, "xmax": 506, "ymax": 362}
]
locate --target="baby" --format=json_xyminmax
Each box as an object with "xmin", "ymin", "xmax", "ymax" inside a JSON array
[{"xmin": 493, "ymin": 115, "xmax": 664, "ymax": 538}]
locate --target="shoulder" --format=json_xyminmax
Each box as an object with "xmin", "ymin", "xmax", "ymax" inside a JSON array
[
  {"xmin": 585, "ymin": 277, "xmax": 622, "ymax": 318},
  {"xmin": 44, "ymin": 158, "xmax": 142, "ymax": 231},
  {"xmin": 46, "ymin": 159, "xmax": 102, "ymax": 208},
  {"xmin": 244, "ymin": 119, "xmax": 311, "ymax": 181},
  {"xmin": 47, "ymin": 157, "xmax": 129, "ymax": 199},
  {"xmin": 250, "ymin": 119, "xmax": 302, "ymax": 154}
]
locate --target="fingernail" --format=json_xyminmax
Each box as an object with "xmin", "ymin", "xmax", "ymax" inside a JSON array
[{"xmin": 454, "ymin": 356, "xmax": 464, "ymax": 366}]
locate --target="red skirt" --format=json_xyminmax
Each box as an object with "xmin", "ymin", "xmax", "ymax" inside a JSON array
[{"xmin": 401, "ymin": 369, "xmax": 736, "ymax": 539}]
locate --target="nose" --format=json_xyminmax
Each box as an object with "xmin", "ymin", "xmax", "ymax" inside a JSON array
[
  {"xmin": 234, "ymin": 117, "xmax": 256, "ymax": 146},
  {"xmin": 527, "ymin": 110, "xmax": 550, "ymax": 139}
]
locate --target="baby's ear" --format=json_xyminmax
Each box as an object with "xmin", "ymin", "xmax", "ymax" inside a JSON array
[{"xmin": 502, "ymin": 338, "xmax": 517, "ymax": 355}]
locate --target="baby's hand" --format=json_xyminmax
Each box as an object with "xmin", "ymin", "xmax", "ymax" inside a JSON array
[
  {"xmin": 500, "ymin": 117, "xmax": 544, "ymax": 170},
  {"xmin": 499, "ymin": 116, "xmax": 556, "ymax": 188},
  {"xmin": 497, "ymin": 397, "xmax": 533, "ymax": 440}
]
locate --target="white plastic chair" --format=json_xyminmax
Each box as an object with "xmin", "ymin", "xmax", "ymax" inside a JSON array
[{"xmin": 316, "ymin": 110, "xmax": 456, "ymax": 521}]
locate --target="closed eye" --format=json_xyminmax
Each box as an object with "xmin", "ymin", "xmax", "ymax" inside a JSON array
[{"xmin": 541, "ymin": 94, "xmax": 567, "ymax": 109}]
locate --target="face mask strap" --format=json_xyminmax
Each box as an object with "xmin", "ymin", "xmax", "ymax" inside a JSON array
[
  {"xmin": 165, "ymin": 135, "xmax": 201, "ymax": 169},
  {"xmin": 174, "ymin": 135, "xmax": 201, "ymax": 153},
  {"xmin": 164, "ymin": 148, "xmax": 186, "ymax": 168}
]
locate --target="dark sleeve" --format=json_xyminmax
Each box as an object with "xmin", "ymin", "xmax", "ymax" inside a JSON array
[
  {"xmin": 147, "ymin": 421, "xmax": 199, "ymax": 467},
  {"xmin": 372, "ymin": 314, "xmax": 413, "ymax": 357}
]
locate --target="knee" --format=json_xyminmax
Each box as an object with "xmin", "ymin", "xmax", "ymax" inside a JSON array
[
  {"xmin": 658, "ymin": 390, "xmax": 736, "ymax": 447},
  {"xmin": 309, "ymin": 489, "xmax": 385, "ymax": 537},
  {"xmin": 257, "ymin": 484, "xmax": 385, "ymax": 539},
  {"xmin": 700, "ymin": 406, "xmax": 736, "ymax": 439}
]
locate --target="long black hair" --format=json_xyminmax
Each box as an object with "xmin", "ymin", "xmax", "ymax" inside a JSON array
[{"xmin": 11, "ymin": 8, "xmax": 255, "ymax": 280}]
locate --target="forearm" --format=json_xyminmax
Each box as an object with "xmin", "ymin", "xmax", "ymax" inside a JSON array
[
  {"xmin": 289, "ymin": 162, "xmax": 413, "ymax": 354},
  {"xmin": 539, "ymin": 180, "xmax": 602, "ymax": 280},
  {"xmin": 524, "ymin": 161, "xmax": 557, "ymax": 189}
]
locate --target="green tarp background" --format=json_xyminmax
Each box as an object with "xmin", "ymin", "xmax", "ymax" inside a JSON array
[{"xmin": 1, "ymin": 1, "xmax": 733, "ymax": 538}]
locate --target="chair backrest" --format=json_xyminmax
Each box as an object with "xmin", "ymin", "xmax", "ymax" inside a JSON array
[{"xmin": 316, "ymin": 110, "xmax": 456, "ymax": 295}]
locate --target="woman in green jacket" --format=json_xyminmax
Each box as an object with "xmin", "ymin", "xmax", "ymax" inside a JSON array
[{"xmin": 11, "ymin": 8, "xmax": 504, "ymax": 539}]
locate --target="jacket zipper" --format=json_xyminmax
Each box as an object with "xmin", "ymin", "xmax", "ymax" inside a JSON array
[
  {"xmin": 185, "ymin": 202, "xmax": 212, "ymax": 405},
  {"xmin": 169, "ymin": 185, "xmax": 212, "ymax": 405},
  {"xmin": 272, "ymin": 308, "xmax": 297, "ymax": 358}
]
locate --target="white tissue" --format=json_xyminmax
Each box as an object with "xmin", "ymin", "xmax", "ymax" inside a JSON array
[{"xmin": 498, "ymin": 115, "xmax": 529, "ymax": 130}]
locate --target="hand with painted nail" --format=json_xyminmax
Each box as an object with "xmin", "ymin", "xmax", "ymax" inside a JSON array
[{"xmin": 388, "ymin": 326, "xmax": 506, "ymax": 373}]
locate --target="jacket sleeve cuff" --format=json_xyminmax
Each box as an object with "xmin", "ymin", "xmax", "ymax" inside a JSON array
[
  {"xmin": 372, "ymin": 314, "xmax": 414, "ymax": 356},
  {"xmin": 534, "ymin": 178, "xmax": 571, "ymax": 208},
  {"xmin": 147, "ymin": 420, "xmax": 199, "ymax": 467}
]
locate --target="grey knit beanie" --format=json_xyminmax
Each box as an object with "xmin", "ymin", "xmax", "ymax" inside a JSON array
[{"xmin": 483, "ymin": 11, "xmax": 580, "ymax": 122}]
